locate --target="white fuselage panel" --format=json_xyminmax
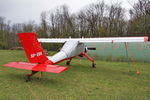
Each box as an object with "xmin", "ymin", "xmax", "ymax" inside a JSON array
[{"xmin": 49, "ymin": 41, "xmax": 85, "ymax": 63}]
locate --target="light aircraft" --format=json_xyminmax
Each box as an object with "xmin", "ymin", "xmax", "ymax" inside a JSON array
[{"xmin": 3, "ymin": 33, "xmax": 148, "ymax": 81}]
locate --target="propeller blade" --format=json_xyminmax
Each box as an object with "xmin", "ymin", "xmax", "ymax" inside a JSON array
[{"xmin": 87, "ymin": 47, "xmax": 96, "ymax": 50}]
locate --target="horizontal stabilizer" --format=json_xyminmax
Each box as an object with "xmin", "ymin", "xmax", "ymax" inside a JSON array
[{"xmin": 3, "ymin": 62, "xmax": 68, "ymax": 73}]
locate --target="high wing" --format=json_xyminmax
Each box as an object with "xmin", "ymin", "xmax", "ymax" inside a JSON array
[
  {"xmin": 4, "ymin": 62, "xmax": 68, "ymax": 73},
  {"xmin": 38, "ymin": 36, "xmax": 148, "ymax": 43}
]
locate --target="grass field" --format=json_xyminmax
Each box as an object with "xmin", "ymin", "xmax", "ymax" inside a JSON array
[{"xmin": 0, "ymin": 50, "xmax": 150, "ymax": 100}]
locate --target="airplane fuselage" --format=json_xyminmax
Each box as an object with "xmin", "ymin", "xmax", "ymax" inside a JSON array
[{"xmin": 48, "ymin": 41, "xmax": 85, "ymax": 63}]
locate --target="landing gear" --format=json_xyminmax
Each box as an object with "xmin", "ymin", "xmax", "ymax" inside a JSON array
[
  {"xmin": 66, "ymin": 59, "xmax": 72, "ymax": 65},
  {"xmin": 37, "ymin": 72, "xmax": 43, "ymax": 80},
  {"xmin": 26, "ymin": 75, "xmax": 31, "ymax": 82},
  {"xmin": 82, "ymin": 52, "xmax": 96, "ymax": 68},
  {"xmin": 25, "ymin": 71, "xmax": 38, "ymax": 82},
  {"xmin": 92, "ymin": 63, "xmax": 96, "ymax": 68},
  {"xmin": 66, "ymin": 61, "xmax": 70, "ymax": 65}
]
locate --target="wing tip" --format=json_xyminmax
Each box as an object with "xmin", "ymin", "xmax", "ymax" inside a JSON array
[{"xmin": 144, "ymin": 36, "xmax": 149, "ymax": 42}]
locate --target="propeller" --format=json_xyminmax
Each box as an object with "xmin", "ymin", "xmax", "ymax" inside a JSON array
[
  {"xmin": 87, "ymin": 47, "xmax": 96, "ymax": 50},
  {"xmin": 84, "ymin": 47, "xmax": 96, "ymax": 53}
]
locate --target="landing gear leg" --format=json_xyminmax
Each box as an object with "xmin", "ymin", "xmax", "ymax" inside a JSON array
[
  {"xmin": 26, "ymin": 71, "xmax": 38, "ymax": 82},
  {"xmin": 66, "ymin": 59, "xmax": 72, "ymax": 65},
  {"xmin": 82, "ymin": 53, "xmax": 96, "ymax": 68},
  {"xmin": 92, "ymin": 63, "xmax": 96, "ymax": 68},
  {"xmin": 38, "ymin": 72, "xmax": 43, "ymax": 80}
]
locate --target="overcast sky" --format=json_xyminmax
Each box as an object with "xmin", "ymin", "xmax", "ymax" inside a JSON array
[{"xmin": 0, "ymin": 0, "xmax": 137, "ymax": 24}]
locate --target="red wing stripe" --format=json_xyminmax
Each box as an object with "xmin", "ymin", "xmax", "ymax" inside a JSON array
[{"xmin": 3, "ymin": 62, "xmax": 68, "ymax": 73}]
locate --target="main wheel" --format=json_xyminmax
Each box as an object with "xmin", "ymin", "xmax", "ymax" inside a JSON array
[
  {"xmin": 66, "ymin": 61, "xmax": 70, "ymax": 65},
  {"xmin": 92, "ymin": 63, "xmax": 96, "ymax": 68}
]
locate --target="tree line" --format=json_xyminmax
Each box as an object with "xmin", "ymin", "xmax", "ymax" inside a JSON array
[{"xmin": 0, "ymin": 0, "xmax": 149, "ymax": 50}]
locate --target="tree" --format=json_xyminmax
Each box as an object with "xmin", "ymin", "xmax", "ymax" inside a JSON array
[{"xmin": 128, "ymin": 0, "xmax": 150, "ymax": 36}]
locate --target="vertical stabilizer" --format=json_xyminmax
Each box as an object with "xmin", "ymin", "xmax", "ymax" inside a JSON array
[{"xmin": 18, "ymin": 33, "xmax": 49, "ymax": 64}]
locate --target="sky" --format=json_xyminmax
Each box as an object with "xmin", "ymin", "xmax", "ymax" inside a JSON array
[{"xmin": 0, "ymin": 0, "xmax": 137, "ymax": 24}]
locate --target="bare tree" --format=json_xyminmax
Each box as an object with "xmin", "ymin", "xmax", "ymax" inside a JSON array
[{"xmin": 128, "ymin": 0, "xmax": 150, "ymax": 36}]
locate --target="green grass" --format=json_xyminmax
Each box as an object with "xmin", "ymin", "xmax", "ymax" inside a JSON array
[{"xmin": 0, "ymin": 50, "xmax": 150, "ymax": 100}]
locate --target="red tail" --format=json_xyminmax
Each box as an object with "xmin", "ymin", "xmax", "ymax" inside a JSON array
[{"xmin": 18, "ymin": 33, "xmax": 49, "ymax": 64}]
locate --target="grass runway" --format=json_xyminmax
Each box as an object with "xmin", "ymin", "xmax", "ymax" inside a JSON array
[{"xmin": 0, "ymin": 50, "xmax": 150, "ymax": 100}]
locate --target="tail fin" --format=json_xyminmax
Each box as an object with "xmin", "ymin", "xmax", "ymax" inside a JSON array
[{"xmin": 18, "ymin": 33, "xmax": 49, "ymax": 64}]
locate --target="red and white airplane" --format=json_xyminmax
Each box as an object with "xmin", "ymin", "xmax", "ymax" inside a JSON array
[{"xmin": 3, "ymin": 33, "xmax": 148, "ymax": 81}]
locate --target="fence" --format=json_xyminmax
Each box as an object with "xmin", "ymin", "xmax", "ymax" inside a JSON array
[{"xmin": 86, "ymin": 42, "xmax": 150, "ymax": 62}]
